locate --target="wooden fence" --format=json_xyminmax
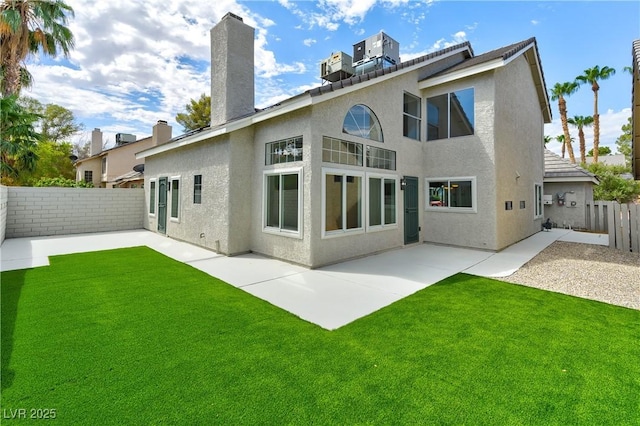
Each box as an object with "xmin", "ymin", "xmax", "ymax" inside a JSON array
[{"xmin": 586, "ymin": 201, "xmax": 640, "ymax": 252}]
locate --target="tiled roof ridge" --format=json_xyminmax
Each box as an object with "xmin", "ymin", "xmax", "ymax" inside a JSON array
[{"xmin": 544, "ymin": 149, "xmax": 597, "ymax": 179}]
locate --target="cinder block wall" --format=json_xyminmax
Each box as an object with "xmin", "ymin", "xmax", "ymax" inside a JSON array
[
  {"xmin": 5, "ymin": 187, "xmax": 144, "ymax": 238},
  {"xmin": 0, "ymin": 185, "xmax": 8, "ymax": 244}
]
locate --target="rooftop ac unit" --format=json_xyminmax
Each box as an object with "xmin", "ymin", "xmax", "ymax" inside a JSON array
[
  {"xmin": 320, "ymin": 51, "xmax": 354, "ymax": 82},
  {"xmin": 116, "ymin": 133, "xmax": 137, "ymax": 145}
]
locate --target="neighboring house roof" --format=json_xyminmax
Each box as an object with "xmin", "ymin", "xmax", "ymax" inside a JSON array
[
  {"xmin": 110, "ymin": 170, "xmax": 143, "ymax": 185},
  {"xmin": 544, "ymin": 149, "xmax": 599, "ymax": 184},
  {"xmin": 76, "ymin": 136, "xmax": 151, "ymax": 164},
  {"xmin": 137, "ymin": 37, "xmax": 551, "ymax": 160},
  {"xmin": 583, "ymin": 154, "xmax": 627, "ymax": 167}
]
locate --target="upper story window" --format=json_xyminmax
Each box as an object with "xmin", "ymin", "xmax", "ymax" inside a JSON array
[
  {"xmin": 427, "ymin": 88, "xmax": 474, "ymax": 141},
  {"xmin": 101, "ymin": 157, "xmax": 107, "ymax": 174},
  {"xmin": 265, "ymin": 136, "xmax": 303, "ymax": 165},
  {"xmin": 403, "ymin": 93, "xmax": 421, "ymax": 140},
  {"xmin": 343, "ymin": 104, "xmax": 383, "ymax": 142}
]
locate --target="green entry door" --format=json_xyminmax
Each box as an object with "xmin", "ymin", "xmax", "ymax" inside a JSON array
[
  {"xmin": 403, "ymin": 176, "xmax": 419, "ymax": 244},
  {"xmin": 157, "ymin": 177, "xmax": 168, "ymax": 234}
]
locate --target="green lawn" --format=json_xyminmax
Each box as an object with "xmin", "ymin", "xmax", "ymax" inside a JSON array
[{"xmin": 2, "ymin": 247, "xmax": 639, "ymax": 425}]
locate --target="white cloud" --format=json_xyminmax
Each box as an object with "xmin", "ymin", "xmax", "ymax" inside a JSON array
[
  {"xmin": 531, "ymin": 20, "xmax": 540, "ymax": 25},
  {"xmin": 304, "ymin": 38, "xmax": 317, "ymax": 47},
  {"xmin": 25, "ymin": 0, "xmax": 312, "ymax": 144}
]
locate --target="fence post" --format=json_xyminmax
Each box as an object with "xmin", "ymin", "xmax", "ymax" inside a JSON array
[
  {"xmin": 630, "ymin": 204, "xmax": 639, "ymax": 253},
  {"xmin": 620, "ymin": 203, "xmax": 630, "ymax": 252},
  {"xmin": 606, "ymin": 201, "xmax": 616, "ymax": 248}
]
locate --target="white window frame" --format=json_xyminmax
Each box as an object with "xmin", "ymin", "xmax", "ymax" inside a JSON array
[
  {"xmin": 322, "ymin": 167, "xmax": 365, "ymax": 238},
  {"xmin": 149, "ymin": 178, "xmax": 156, "ymax": 217},
  {"xmin": 426, "ymin": 87, "xmax": 475, "ymax": 141},
  {"xmin": 170, "ymin": 175, "xmax": 181, "ymax": 222},
  {"xmin": 366, "ymin": 172, "xmax": 399, "ymax": 232},
  {"xmin": 262, "ymin": 167, "xmax": 303, "ymax": 239},
  {"xmin": 425, "ymin": 176, "xmax": 477, "ymax": 213},
  {"xmin": 534, "ymin": 183, "xmax": 543, "ymax": 219},
  {"xmin": 403, "ymin": 92, "xmax": 421, "ymax": 141}
]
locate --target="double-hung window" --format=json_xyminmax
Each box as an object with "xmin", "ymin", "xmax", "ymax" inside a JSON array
[
  {"xmin": 403, "ymin": 93, "xmax": 421, "ymax": 140},
  {"xmin": 323, "ymin": 169, "xmax": 364, "ymax": 235},
  {"xmin": 427, "ymin": 88, "xmax": 475, "ymax": 140},
  {"xmin": 264, "ymin": 169, "xmax": 302, "ymax": 236},
  {"xmin": 84, "ymin": 170, "xmax": 93, "ymax": 183},
  {"xmin": 193, "ymin": 175, "xmax": 202, "ymax": 204},
  {"xmin": 368, "ymin": 175, "xmax": 397, "ymax": 229},
  {"xmin": 170, "ymin": 177, "xmax": 180, "ymax": 220},
  {"xmin": 426, "ymin": 177, "xmax": 476, "ymax": 212},
  {"xmin": 534, "ymin": 184, "xmax": 543, "ymax": 218}
]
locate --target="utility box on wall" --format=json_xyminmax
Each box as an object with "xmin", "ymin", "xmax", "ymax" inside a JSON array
[{"xmin": 543, "ymin": 194, "xmax": 553, "ymax": 205}]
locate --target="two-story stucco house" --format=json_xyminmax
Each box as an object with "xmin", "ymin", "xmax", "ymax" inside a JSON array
[
  {"xmin": 137, "ymin": 13, "xmax": 551, "ymax": 268},
  {"xmin": 75, "ymin": 120, "xmax": 172, "ymax": 188}
]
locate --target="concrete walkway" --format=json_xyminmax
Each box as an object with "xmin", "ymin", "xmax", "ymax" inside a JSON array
[{"xmin": 0, "ymin": 228, "xmax": 608, "ymax": 330}]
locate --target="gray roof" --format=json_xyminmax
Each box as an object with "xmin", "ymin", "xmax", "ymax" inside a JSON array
[{"xmin": 544, "ymin": 149, "xmax": 598, "ymax": 183}]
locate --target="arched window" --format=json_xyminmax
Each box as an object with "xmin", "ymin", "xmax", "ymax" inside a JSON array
[{"xmin": 342, "ymin": 104, "xmax": 383, "ymax": 142}]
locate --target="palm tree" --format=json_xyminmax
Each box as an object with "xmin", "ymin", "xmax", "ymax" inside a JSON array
[
  {"xmin": 567, "ymin": 115, "xmax": 594, "ymax": 165},
  {"xmin": 575, "ymin": 66, "xmax": 616, "ymax": 164},
  {"xmin": 555, "ymin": 134, "xmax": 566, "ymax": 158},
  {"xmin": 0, "ymin": 94, "xmax": 41, "ymax": 183},
  {"xmin": 549, "ymin": 82, "xmax": 579, "ymax": 163},
  {"xmin": 0, "ymin": 0, "xmax": 75, "ymax": 96}
]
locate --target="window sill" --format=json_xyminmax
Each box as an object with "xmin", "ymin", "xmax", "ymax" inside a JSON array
[
  {"xmin": 425, "ymin": 207, "xmax": 477, "ymax": 214},
  {"xmin": 366, "ymin": 224, "xmax": 398, "ymax": 233},
  {"xmin": 322, "ymin": 228, "xmax": 365, "ymax": 239},
  {"xmin": 263, "ymin": 227, "xmax": 302, "ymax": 239}
]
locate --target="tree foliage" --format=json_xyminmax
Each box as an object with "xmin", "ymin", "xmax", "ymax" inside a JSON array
[
  {"xmin": 0, "ymin": 94, "xmax": 41, "ymax": 183},
  {"xmin": 615, "ymin": 117, "xmax": 632, "ymax": 169},
  {"xmin": 549, "ymin": 82, "xmax": 579, "ymax": 163},
  {"xmin": 587, "ymin": 146, "xmax": 611, "ymax": 157},
  {"xmin": 34, "ymin": 176, "xmax": 92, "ymax": 187},
  {"xmin": 19, "ymin": 96, "xmax": 83, "ymax": 142},
  {"xmin": 16, "ymin": 140, "xmax": 75, "ymax": 185},
  {"xmin": 567, "ymin": 115, "xmax": 593, "ymax": 164},
  {"xmin": 175, "ymin": 93, "xmax": 211, "ymax": 132},
  {"xmin": 575, "ymin": 65, "xmax": 616, "ymax": 164},
  {"xmin": 0, "ymin": 0, "xmax": 75, "ymax": 96},
  {"xmin": 587, "ymin": 163, "xmax": 640, "ymax": 204}
]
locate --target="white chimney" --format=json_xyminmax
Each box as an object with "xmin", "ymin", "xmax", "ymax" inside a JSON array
[
  {"xmin": 152, "ymin": 120, "xmax": 172, "ymax": 146},
  {"xmin": 90, "ymin": 128, "xmax": 102, "ymax": 156},
  {"xmin": 210, "ymin": 12, "xmax": 255, "ymax": 127}
]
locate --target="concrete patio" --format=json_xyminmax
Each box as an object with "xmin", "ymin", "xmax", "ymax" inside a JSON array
[{"xmin": 0, "ymin": 228, "xmax": 608, "ymax": 330}]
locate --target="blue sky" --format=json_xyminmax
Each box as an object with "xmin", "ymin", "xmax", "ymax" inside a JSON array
[{"xmin": 24, "ymin": 0, "xmax": 639, "ymax": 156}]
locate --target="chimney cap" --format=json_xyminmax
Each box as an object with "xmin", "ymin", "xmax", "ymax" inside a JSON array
[
  {"xmin": 157, "ymin": 120, "xmax": 168, "ymax": 125},
  {"xmin": 222, "ymin": 12, "xmax": 243, "ymax": 22}
]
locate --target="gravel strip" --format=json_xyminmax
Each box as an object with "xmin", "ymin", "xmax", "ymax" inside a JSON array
[{"xmin": 496, "ymin": 241, "xmax": 640, "ymax": 310}]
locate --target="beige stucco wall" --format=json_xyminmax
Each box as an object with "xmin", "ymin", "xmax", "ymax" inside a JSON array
[
  {"xmin": 144, "ymin": 135, "xmax": 234, "ymax": 254},
  {"xmin": 493, "ymin": 54, "xmax": 545, "ymax": 249},
  {"xmin": 543, "ymin": 181, "xmax": 594, "ymax": 229},
  {"xmin": 76, "ymin": 137, "xmax": 154, "ymax": 187},
  {"xmin": 421, "ymin": 72, "xmax": 499, "ymax": 250},
  {"xmin": 249, "ymin": 108, "xmax": 313, "ymax": 265},
  {"xmin": 308, "ymin": 70, "xmax": 423, "ymax": 266}
]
